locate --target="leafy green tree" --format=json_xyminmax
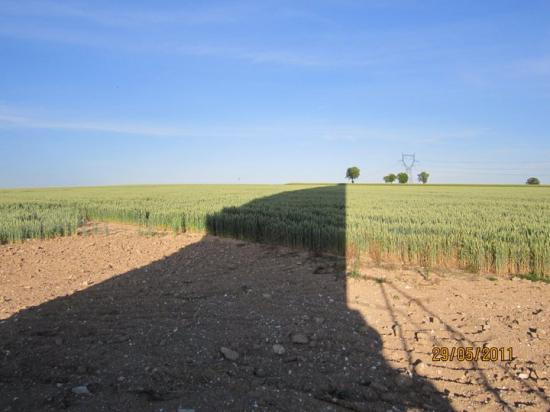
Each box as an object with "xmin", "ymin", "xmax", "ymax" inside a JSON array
[
  {"xmin": 346, "ymin": 167, "xmax": 360, "ymax": 183},
  {"xmin": 397, "ymin": 172, "xmax": 409, "ymax": 184},
  {"xmin": 383, "ymin": 173, "xmax": 397, "ymax": 183},
  {"xmin": 526, "ymin": 177, "xmax": 540, "ymax": 185},
  {"xmin": 417, "ymin": 171, "xmax": 430, "ymax": 184}
]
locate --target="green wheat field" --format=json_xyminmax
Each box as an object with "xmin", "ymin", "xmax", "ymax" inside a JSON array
[{"xmin": 1, "ymin": 184, "xmax": 549, "ymax": 276}]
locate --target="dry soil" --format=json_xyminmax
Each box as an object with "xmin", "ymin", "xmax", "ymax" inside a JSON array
[{"xmin": 0, "ymin": 224, "xmax": 549, "ymax": 411}]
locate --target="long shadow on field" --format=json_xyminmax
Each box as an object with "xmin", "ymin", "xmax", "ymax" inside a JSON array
[{"xmin": 0, "ymin": 185, "xmax": 452, "ymax": 411}]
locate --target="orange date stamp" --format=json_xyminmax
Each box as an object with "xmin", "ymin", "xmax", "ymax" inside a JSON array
[{"xmin": 432, "ymin": 346, "xmax": 513, "ymax": 362}]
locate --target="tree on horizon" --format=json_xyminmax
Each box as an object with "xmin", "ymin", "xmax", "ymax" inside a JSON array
[
  {"xmin": 346, "ymin": 167, "xmax": 360, "ymax": 184},
  {"xmin": 418, "ymin": 171, "xmax": 430, "ymax": 184},
  {"xmin": 383, "ymin": 173, "xmax": 397, "ymax": 183},
  {"xmin": 397, "ymin": 172, "xmax": 409, "ymax": 184}
]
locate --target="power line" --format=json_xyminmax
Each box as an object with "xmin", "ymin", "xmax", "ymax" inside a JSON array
[
  {"xmin": 423, "ymin": 160, "xmax": 550, "ymax": 165},
  {"xmin": 390, "ymin": 154, "xmax": 548, "ymax": 181},
  {"xmin": 426, "ymin": 167, "xmax": 550, "ymax": 172},
  {"xmin": 430, "ymin": 171, "xmax": 550, "ymax": 176}
]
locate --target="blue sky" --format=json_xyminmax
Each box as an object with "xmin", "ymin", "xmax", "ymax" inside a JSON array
[{"xmin": 1, "ymin": 0, "xmax": 549, "ymax": 187}]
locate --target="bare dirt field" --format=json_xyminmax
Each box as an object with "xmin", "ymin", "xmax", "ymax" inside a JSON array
[{"xmin": 1, "ymin": 224, "xmax": 549, "ymax": 411}]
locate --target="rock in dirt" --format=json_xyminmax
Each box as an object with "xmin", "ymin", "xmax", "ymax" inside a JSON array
[
  {"xmin": 220, "ymin": 347, "xmax": 239, "ymax": 361},
  {"xmin": 371, "ymin": 382, "xmax": 388, "ymax": 392},
  {"xmin": 414, "ymin": 360, "xmax": 428, "ymax": 376},
  {"xmin": 518, "ymin": 373, "xmax": 529, "ymax": 380},
  {"xmin": 253, "ymin": 367, "xmax": 267, "ymax": 377},
  {"xmin": 291, "ymin": 333, "xmax": 309, "ymax": 344},
  {"xmin": 395, "ymin": 374, "xmax": 413, "ymax": 388},
  {"xmin": 72, "ymin": 385, "xmax": 91, "ymax": 395},
  {"xmin": 381, "ymin": 392, "xmax": 398, "ymax": 402},
  {"xmin": 272, "ymin": 344, "xmax": 286, "ymax": 355},
  {"xmin": 364, "ymin": 387, "xmax": 379, "ymax": 401}
]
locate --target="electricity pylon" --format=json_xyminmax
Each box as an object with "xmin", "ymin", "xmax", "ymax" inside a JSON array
[{"xmin": 401, "ymin": 153, "xmax": 417, "ymax": 184}]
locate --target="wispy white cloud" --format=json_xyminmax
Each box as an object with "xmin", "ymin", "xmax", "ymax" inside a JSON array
[
  {"xmin": 0, "ymin": 113, "xmax": 27, "ymax": 123},
  {"xmin": 2, "ymin": 0, "xmax": 550, "ymax": 76},
  {"xmin": 0, "ymin": 20, "xmax": 374, "ymax": 68},
  {"xmin": 0, "ymin": 0, "xmax": 250, "ymax": 27},
  {"xmin": 0, "ymin": 104, "xmax": 222, "ymax": 137},
  {"xmin": 168, "ymin": 43, "xmax": 373, "ymax": 67},
  {"xmin": 322, "ymin": 126, "xmax": 490, "ymax": 144},
  {"xmin": 419, "ymin": 128, "xmax": 493, "ymax": 143},
  {"xmin": 0, "ymin": 114, "xmax": 379, "ymax": 141},
  {"xmin": 0, "ymin": 0, "xmax": 400, "ymax": 68},
  {"xmin": 0, "ymin": 105, "xmax": 494, "ymax": 145},
  {"xmin": 0, "ymin": 109, "xmax": 244, "ymax": 138},
  {"xmin": 513, "ymin": 56, "xmax": 550, "ymax": 77}
]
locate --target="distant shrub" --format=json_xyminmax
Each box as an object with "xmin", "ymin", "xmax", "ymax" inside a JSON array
[
  {"xmin": 526, "ymin": 177, "xmax": 540, "ymax": 185},
  {"xmin": 417, "ymin": 171, "xmax": 430, "ymax": 184},
  {"xmin": 383, "ymin": 173, "xmax": 397, "ymax": 183}
]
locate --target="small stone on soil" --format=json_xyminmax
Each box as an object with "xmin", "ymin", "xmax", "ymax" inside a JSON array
[
  {"xmin": 272, "ymin": 344, "xmax": 286, "ymax": 355},
  {"xmin": 71, "ymin": 385, "xmax": 91, "ymax": 395},
  {"xmin": 220, "ymin": 347, "xmax": 239, "ymax": 361},
  {"xmin": 414, "ymin": 360, "xmax": 428, "ymax": 376},
  {"xmin": 395, "ymin": 374, "xmax": 413, "ymax": 388},
  {"xmin": 291, "ymin": 333, "xmax": 309, "ymax": 344},
  {"xmin": 253, "ymin": 367, "xmax": 267, "ymax": 377}
]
